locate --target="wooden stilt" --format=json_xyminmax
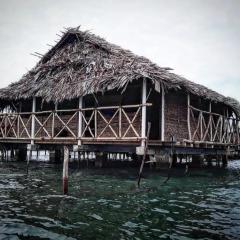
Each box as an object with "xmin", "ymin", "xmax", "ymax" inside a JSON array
[
  {"xmin": 138, "ymin": 122, "xmax": 151, "ymax": 188},
  {"xmin": 206, "ymin": 155, "xmax": 213, "ymax": 167},
  {"xmin": 10, "ymin": 148, "xmax": 14, "ymax": 160},
  {"xmin": 36, "ymin": 150, "xmax": 39, "ymax": 161},
  {"xmin": 78, "ymin": 151, "xmax": 80, "ymax": 169},
  {"xmin": 63, "ymin": 146, "xmax": 69, "ymax": 195},
  {"xmin": 163, "ymin": 136, "xmax": 176, "ymax": 183},
  {"xmin": 222, "ymin": 154, "xmax": 228, "ymax": 168},
  {"xmin": 27, "ymin": 150, "xmax": 32, "ymax": 174}
]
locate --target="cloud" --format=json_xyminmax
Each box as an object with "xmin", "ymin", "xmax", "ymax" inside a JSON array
[{"xmin": 0, "ymin": 0, "xmax": 239, "ymax": 101}]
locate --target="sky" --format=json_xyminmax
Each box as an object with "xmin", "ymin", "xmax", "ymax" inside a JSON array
[{"xmin": 0, "ymin": 0, "xmax": 240, "ymax": 101}]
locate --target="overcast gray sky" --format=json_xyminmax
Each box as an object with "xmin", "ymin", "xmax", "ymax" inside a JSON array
[{"xmin": 0, "ymin": 0, "xmax": 239, "ymax": 101}]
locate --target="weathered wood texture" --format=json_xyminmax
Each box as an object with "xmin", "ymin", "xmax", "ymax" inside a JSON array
[
  {"xmin": 0, "ymin": 104, "xmax": 144, "ymax": 141},
  {"xmin": 189, "ymin": 105, "xmax": 240, "ymax": 144},
  {"xmin": 164, "ymin": 90, "xmax": 188, "ymax": 141}
]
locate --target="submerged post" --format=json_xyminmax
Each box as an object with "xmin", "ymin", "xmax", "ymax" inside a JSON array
[
  {"xmin": 161, "ymin": 87, "xmax": 165, "ymax": 141},
  {"xmin": 78, "ymin": 96, "xmax": 83, "ymax": 146},
  {"xmin": 63, "ymin": 146, "xmax": 69, "ymax": 195},
  {"xmin": 141, "ymin": 78, "xmax": 147, "ymax": 147}
]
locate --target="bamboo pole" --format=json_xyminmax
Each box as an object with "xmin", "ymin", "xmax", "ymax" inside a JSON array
[
  {"xmin": 200, "ymin": 112, "xmax": 203, "ymax": 141},
  {"xmin": 78, "ymin": 97, "xmax": 83, "ymax": 145},
  {"xmin": 161, "ymin": 87, "xmax": 165, "ymax": 141},
  {"xmin": 209, "ymin": 102, "xmax": 213, "ymax": 142},
  {"xmin": 119, "ymin": 107, "xmax": 122, "ymax": 138},
  {"xmin": 63, "ymin": 146, "xmax": 69, "ymax": 195},
  {"xmin": 31, "ymin": 97, "xmax": 36, "ymax": 145},
  {"xmin": 141, "ymin": 78, "xmax": 147, "ymax": 147},
  {"xmin": 187, "ymin": 94, "xmax": 191, "ymax": 141}
]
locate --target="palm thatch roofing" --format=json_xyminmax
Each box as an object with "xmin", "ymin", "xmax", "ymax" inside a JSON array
[{"xmin": 0, "ymin": 27, "xmax": 239, "ymax": 116}]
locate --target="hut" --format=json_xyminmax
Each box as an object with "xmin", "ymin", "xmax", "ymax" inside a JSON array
[{"xmin": 0, "ymin": 27, "xmax": 239, "ymax": 166}]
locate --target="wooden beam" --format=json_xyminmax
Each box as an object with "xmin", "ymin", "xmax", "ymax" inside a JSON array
[
  {"xmin": 78, "ymin": 97, "xmax": 83, "ymax": 145},
  {"xmin": 161, "ymin": 87, "xmax": 165, "ymax": 141},
  {"xmin": 209, "ymin": 102, "xmax": 213, "ymax": 141},
  {"xmin": 141, "ymin": 78, "xmax": 147, "ymax": 146},
  {"xmin": 31, "ymin": 97, "xmax": 36, "ymax": 145},
  {"xmin": 187, "ymin": 94, "xmax": 191, "ymax": 141},
  {"xmin": 52, "ymin": 103, "xmax": 57, "ymax": 138}
]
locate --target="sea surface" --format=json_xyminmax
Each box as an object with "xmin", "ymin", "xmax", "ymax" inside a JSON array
[{"xmin": 0, "ymin": 161, "xmax": 240, "ymax": 240}]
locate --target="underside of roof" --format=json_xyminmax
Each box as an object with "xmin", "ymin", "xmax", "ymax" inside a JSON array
[{"xmin": 0, "ymin": 27, "xmax": 239, "ymax": 116}]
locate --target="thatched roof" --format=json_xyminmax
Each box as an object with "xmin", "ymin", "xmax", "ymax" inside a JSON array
[{"xmin": 0, "ymin": 27, "xmax": 239, "ymax": 116}]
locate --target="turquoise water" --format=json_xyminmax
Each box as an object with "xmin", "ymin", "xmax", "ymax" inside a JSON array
[{"xmin": 0, "ymin": 161, "xmax": 240, "ymax": 239}]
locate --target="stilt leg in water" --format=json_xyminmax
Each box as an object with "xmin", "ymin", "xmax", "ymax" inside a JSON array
[
  {"xmin": 163, "ymin": 137, "xmax": 176, "ymax": 183},
  {"xmin": 137, "ymin": 122, "xmax": 151, "ymax": 188},
  {"xmin": 78, "ymin": 151, "xmax": 80, "ymax": 169},
  {"xmin": 27, "ymin": 150, "xmax": 32, "ymax": 174},
  {"xmin": 63, "ymin": 146, "xmax": 69, "ymax": 195}
]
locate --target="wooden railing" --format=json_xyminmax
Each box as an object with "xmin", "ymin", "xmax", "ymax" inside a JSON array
[
  {"xmin": 0, "ymin": 104, "xmax": 150, "ymax": 141},
  {"xmin": 189, "ymin": 105, "xmax": 240, "ymax": 145}
]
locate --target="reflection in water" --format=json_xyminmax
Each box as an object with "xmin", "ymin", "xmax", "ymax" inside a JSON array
[{"xmin": 0, "ymin": 161, "xmax": 240, "ymax": 239}]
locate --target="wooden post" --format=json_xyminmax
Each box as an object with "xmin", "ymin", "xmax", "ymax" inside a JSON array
[
  {"xmin": 52, "ymin": 103, "xmax": 57, "ymax": 138},
  {"xmin": 200, "ymin": 112, "xmax": 203, "ymax": 141},
  {"xmin": 138, "ymin": 122, "xmax": 151, "ymax": 188},
  {"xmin": 209, "ymin": 102, "xmax": 213, "ymax": 142},
  {"xmin": 141, "ymin": 78, "xmax": 147, "ymax": 147},
  {"xmin": 31, "ymin": 97, "xmax": 36, "ymax": 145},
  {"xmin": 94, "ymin": 108, "xmax": 97, "ymax": 138},
  {"xmin": 222, "ymin": 154, "xmax": 228, "ymax": 168},
  {"xmin": 161, "ymin": 87, "xmax": 165, "ymax": 141},
  {"xmin": 63, "ymin": 146, "xmax": 69, "ymax": 195},
  {"xmin": 119, "ymin": 107, "xmax": 122, "ymax": 138},
  {"xmin": 226, "ymin": 108, "xmax": 229, "ymax": 143},
  {"xmin": 27, "ymin": 150, "xmax": 32, "ymax": 174},
  {"xmin": 16, "ymin": 148, "xmax": 27, "ymax": 162},
  {"xmin": 78, "ymin": 97, "xmax": 83, "ymax": 145},
  {"xmin": 237, "ymin": 119, "xmax": 240, "ymax": 145},
  {"xmin": 187, "ymin": 94, "xmax": 191, "ymax": 141}
]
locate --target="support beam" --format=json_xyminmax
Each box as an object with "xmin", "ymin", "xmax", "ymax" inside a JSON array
[
  {"xmin": 52, "ymin": 103, "xmax": 57, "ymax": 138},
  {"xmin": 209, "ymin": 102, "xmax": 213, "ymax": 141},
  {"xmin": 141, "ymin": 78, "xmax": 147, "ymax": 147},
  {"xmin": 31, "ymin": 97, "xmax": 36, "ymax": 145},
  {"xmin": 161, "ymin": 87, "xmax": 165, "ymax": 141},
  {"xmin": 78, "ymin": 97, "xmax": 83, "ymax": 145},
  {"xmin": 187, "ymin": 94, "xmax": 191, "ymax": 141},
  {"xmin": 63, "ymin": 146, "xmax": 69, "ymax": 195}
]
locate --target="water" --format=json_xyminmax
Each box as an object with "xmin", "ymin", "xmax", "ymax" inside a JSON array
[{"xmin": 0, "ymin": 161, "xmax": 240, "ymax": 240}]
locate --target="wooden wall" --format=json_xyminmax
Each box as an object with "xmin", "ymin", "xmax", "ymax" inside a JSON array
[{"xmin": 164, "ymin": 90, "xmax": 188, "ymax": 141}]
